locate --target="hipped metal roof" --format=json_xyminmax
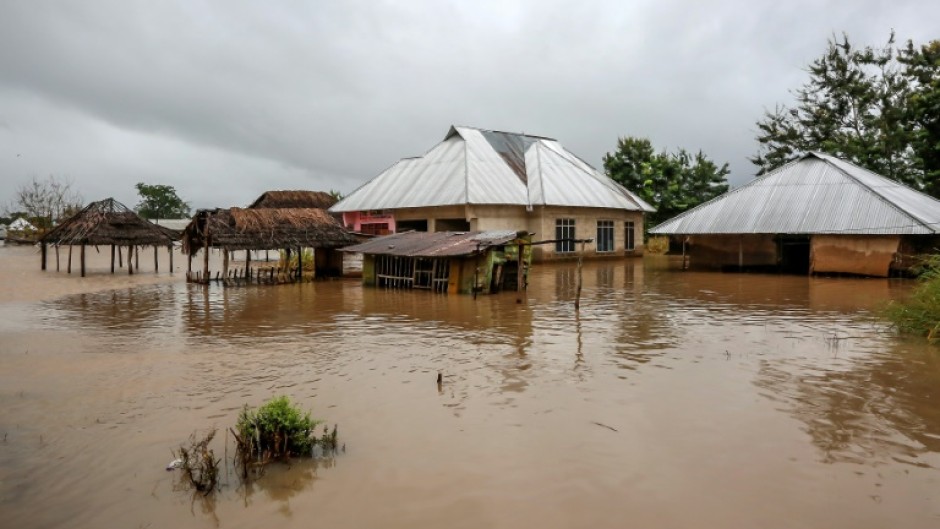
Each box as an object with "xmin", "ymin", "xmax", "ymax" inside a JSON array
[
  {"xmin": 650, "ymin": 152, "xmax": 940, "ymax": 236},
  {"xmin": 341, "ymin": 230, "xmax": 526, "ymax": 258},
  {"xmin": 330, "ymin": 126, "xmax": 654, "ymax": 213}
]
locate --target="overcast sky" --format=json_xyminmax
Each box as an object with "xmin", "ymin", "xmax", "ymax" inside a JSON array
[{"xmin": 1, "ymin": 0, "xmax": 938, "ymax": 212}]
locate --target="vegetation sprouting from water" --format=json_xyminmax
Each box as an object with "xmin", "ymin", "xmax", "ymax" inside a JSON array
[
  {"xmin": 176, "ymin": 429, "xmax": 221, "ymax": 495},
  {"xmin": 885, "ymin": 255, "xmax": 940, "ymax": 341}
]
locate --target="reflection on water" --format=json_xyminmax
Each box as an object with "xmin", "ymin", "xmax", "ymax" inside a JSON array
[{"xmin": 3, "ymin": 253, "xmax": 940, "ymax": 528}]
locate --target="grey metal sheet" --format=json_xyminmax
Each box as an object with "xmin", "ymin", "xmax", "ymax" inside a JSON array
[
  {"xmin": 341, "ymin": 230, "xmax": 521, "ymax": 257},
  {"xmin": 331, "ymin": 125, "xmax": 651, "ymax": 213},
  {"xmin": 651, "ymin": 153, "xmax": 940, "ymax": 235}
]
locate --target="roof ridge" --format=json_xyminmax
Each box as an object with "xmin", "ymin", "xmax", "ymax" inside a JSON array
[{"xmin": 812, "ymin": 153, "xmax": 937, "ymax": 232}]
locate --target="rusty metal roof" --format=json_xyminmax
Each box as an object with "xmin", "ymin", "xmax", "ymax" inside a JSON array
[
  {"xmin": 650, "ymin": 152, "xmax": 940, "ymax": 235},
  {"xmin": 341, "ymin": 230, "xmax": 525, "ymax": 257},
  {"xmin": 330, "ymin": 126, "xmax": 654, "ymax": 213}
]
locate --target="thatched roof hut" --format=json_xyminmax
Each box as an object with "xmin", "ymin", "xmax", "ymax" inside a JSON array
[
  {"xmin": 182, "ymin": 207, "xmax": 358, "ymax": 253},
  {"xmin": 41, "ymin": 198, "xmax": 177, "ymax": 247},
  {"xmin": 249, "ymin": 190, "xmax": 337, "ymax": 210},
  {"xmin": 182, "ymin": 191, "xmax": 359, "ymax": 284},
  {"xmin": 38, "ymin": 198, "xmax": 178, "ymax": 277}
]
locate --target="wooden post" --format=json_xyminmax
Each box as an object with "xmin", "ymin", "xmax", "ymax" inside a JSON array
[
  {"xmin": 296, "ymin": 247, "xmax": 303, "ymax": 282},
  {"xmin": 153, "ymin": 246, "xmax": 159, "ymax": 273},
  {"xmin": 128, "ymin": 245, "xmax": 134, "ymax": 275},
  {"xmin": 135, "ymin": 245, "xmax": 139, "ymax": 271},
  {"xmin": 222, "ymin": 248, "xmax": 229, "ymax": 284},
  {"xmin": 41, "ymin": 242, "xmax": 47, "ymax": 271},
  {"xmin": 55, "ymin": 245, "xmax": 60, "ymax": 271},
  {"xmin": 110, "ymin": 245, "xmax": 115, "ymax": 273},
  {"xmin": 169, "ymin": 245, "xmax": 174, "ymax": 274},
  {"xmin": 246, "ymin": 250, "xmax": 251, "ymax": 280},
  {"xmin": 118, "ymin": 245, "xmax": 123, "ymax": 268},
  {"xmin": 67, "ymin": 245, "xmax": 72, "ymax": 274},
  {"xmin": 80, "ymin": 244, "xmax": 86, "ymax": 277},
  {"xmin": 516, "ymin": 242, "xmax": 525, "ymax": 291},
  {"xmin": 202, "ymin": 240, "xmax": 210, "ymax": 285},
  {"xmin": 575, "ymin": 240, "xmax": 585, "ymax": 311}
]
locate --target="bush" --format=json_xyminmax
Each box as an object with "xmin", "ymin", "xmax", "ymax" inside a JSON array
[
  {"xmin": 235, "ymin": 396, "xmax": 320, "ymax": 459},
  {"xmin": 645, "ymin": 236, "xmax": 669, "ymax": 255},
  {"xmin": 885, "ymin": 255, "xmax": 940, "ymax": 341},
  {"xmin": 177, "ymin": 429, "xmax": 221, "ymax": 495}
]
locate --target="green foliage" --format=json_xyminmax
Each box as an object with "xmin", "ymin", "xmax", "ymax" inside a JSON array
[
  {"xmin": 236, "ymin": 396, "xmax": 320, "ymax": 459},
  {"xmin": 135, "ymin": 182, "xmax": 190, "ymax": 219},
  {"xmin": 753, "ymin": 33, "xmax": 940, "ymax": 198},
  {"xmin": 884, "ymin": 255, "xmax": 940, "ymax": 341},
  {"xmin": 603, "ymin": 136, "xmax": 729, "ymax": 229},
  {"xmin": 280, "ymin": 249, "xmax": 315, "ymax": 271}
]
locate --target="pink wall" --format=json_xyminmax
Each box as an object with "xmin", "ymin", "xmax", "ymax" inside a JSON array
[{"xmin": 343, "ymin": 211, "xmax": 396, "ymax": 234}]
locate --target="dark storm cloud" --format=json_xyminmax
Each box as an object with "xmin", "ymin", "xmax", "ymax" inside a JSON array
[{"xmin": 1, "ymin": 0, "xmax": 937, "ymax": 210}]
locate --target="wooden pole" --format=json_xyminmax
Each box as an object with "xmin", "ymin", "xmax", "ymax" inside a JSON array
[
  {"xmin": 296, "ymin": 247, "xmax": 303, "ymax": 282},
  {"xmin": 222, "ymin": 247, "xmax": 229, "ymax": 283},
  {"xmin": 135, "ymin": 245, "xmax": 139, "ymax": 271},
  {"xmin": 110, "ymin": 245, "xmax": 115, "ymax": 273},
  {"xmin": 202, "ymin": 240, "xmax": 209, "ymax": 285},
  {"xmin": 41, "ymin": 242, "xmax": 47, "ymax": 271},
  {"xmin": 67, "ymin": 245, "xmax": 72, "ymax": 274},
  {"xmin": 154, "ymin": 246, "xmax": 159, "ymax": 273},
  {"xmin": 245, "ymin": 250, "xmax": 251, "ymax": 280},
  {"xmin": 169, "ymin": 245, "xmax": 174, "ymax": 274},
  {"xmin": 128, "ymin": 245, "xmax": 134, "ymax": 275},
  {"xmin": 80, "ymin": 244, "xmax": 86, "ymax": 277},
  {"xmin": 575, "ymin": 240, "xmax": 585, "ymax": 311},
  {"xmin": 55, "ymin": 244, "xmax": 60, "ymax": 271},
  {"xmin": 118, "ymin": 245, "xmax": 123, "ymax": 268}
]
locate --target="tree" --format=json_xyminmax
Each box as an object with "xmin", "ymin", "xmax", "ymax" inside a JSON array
[
  {"xmin": 899, "ymin": 39, "xmax": 940, "ymax": 198},
  {"xmin": 752, "ymin": 33, "xmax": 940, "ymax": 197},
  {"xmin": 8, "ymin": 175, "xmax": 84, "ymax": 230},
  {"xmin": 603, "ymin": 136, "xmax": 730, "ymax": 229},
  {"xmin": 135, "ymin": 183, "xmax": 190, "ymax": 219}
]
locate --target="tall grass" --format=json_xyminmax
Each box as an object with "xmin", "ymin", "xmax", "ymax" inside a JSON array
[{"xmin": 884, "ymin": 255, "xmax": 940, "ymax": 341}]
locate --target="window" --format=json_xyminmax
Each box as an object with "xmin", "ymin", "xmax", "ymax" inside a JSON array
[
  {"xmin": 596, "ymin": 221, "xmax": 614, "ymax": 252},
  {"xmin": 555, "ymin": 219, "xmax": 575, "ymax": 253},
  {"xmin": 625, "ymin": 221, "xmax": 636, "ymax": 251}
]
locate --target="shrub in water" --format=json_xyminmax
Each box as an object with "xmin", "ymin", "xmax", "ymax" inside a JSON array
[
  {"xmin": 235, "ymin": 396, "xmax": 320, "ymax": 459},
  {"xmin": 885, "ymin": 255, "xmax": 940, "ymax": 341}
]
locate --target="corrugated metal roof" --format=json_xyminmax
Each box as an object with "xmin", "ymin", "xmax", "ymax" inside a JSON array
[
  {"xmin": 341, "ymin": 230, "xmax": 524, "ymax": 257},
  {"xmin": 650, "ymin": 152, "xmax": 940, "ymax": 235},
  {"xmin": 331, "ymin": 125, "xmax": 653, "ymax": 213}
]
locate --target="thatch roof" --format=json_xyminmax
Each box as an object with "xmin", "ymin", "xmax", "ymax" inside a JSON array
[
  {"xmin": 182, "ymin": 207, "xmax": 359, "ymax": 253},
  {"xmin": 249, "ymin": 190, "xmax": 338, "ymax": 210},
  {"xmin": 40, "ymin": 198, "xmax": 178, "ymax": 246}
]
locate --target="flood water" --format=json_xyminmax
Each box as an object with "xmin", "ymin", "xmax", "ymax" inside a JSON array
[{"xmin": 1, "ymin": 243, "xmax": 939, "ymax": 528}]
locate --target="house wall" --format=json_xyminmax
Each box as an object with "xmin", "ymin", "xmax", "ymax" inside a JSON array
[
  {"xmin": 344, "ymin": 205, "xmax": 646, "ymax": 262},
  {"xmin": 810, "ymin": 235, "xmax": 900, "ymax": 277},
  {"xmin": 528, "ymin": 206, "xmax": 646, "ymax": 261},
  {"xmin": 686, "ymin": 234, "xmax": 778, "ymax": 270}
]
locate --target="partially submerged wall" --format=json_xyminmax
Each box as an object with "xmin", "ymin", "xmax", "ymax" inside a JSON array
[
  {"xmin": 810, "ymin": 235, "xmax": 899, "ymax": 277},
  {"xmin": 687, "ymin": 234, "xmax": 777, "ymax": 270}
]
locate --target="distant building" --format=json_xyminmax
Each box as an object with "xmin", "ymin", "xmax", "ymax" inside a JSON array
[
  {"xmin": 8, "ymin": 218, "xmax": 35, "ymax": 232},
  {"xmin": 330, "ymin": 125, "xmax": 653, "ymax": 261},
  {"xmin": 650, "ymin": 152, "xmax": 940, "ymax": 277}
]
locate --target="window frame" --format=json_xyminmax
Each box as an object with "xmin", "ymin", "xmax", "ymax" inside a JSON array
[
  {"xmin": 555, "ymin": 218, "xmax": 576, "ymax": 253},
  {"xmin": 625, "ymin": 220, "xmax": 636, "ymax": 251},
  {"xmin": 596, "ymin": 220, "xmax": 615, "ymax": 253}
]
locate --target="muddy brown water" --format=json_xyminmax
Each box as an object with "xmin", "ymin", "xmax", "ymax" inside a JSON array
[{"xmin": 1, "ymin": 243, "xmax": 939, "ymax": 528}]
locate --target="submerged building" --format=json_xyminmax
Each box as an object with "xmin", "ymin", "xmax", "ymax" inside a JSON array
[
  {"xmin": 342, "ymin": 230, "xmax": 532, "ymax": 295},
  {"xmin": 330, "ymin": 125, "xmax": 653, "ymax": 261},
  {"xmin": 650, "ymin": 152, "xmax": 940, "ymax": 277}
]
